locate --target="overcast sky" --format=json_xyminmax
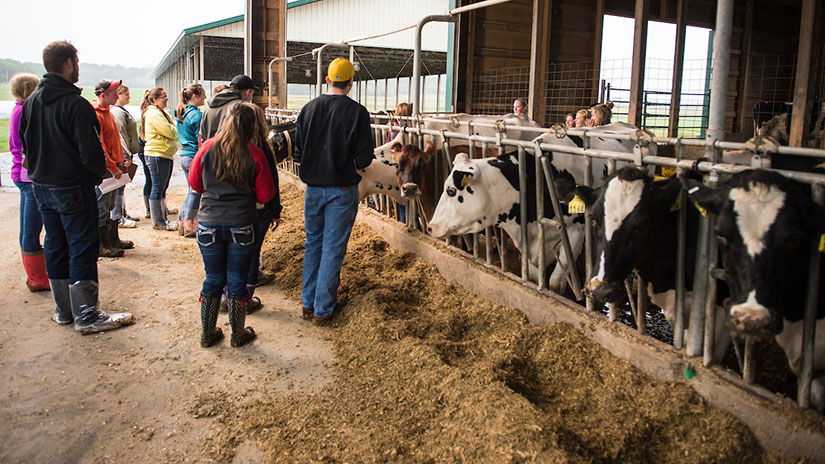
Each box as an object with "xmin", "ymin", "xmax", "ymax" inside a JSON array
[{"xmin": 1, "ymin": 0, "xmax": 245, "ymax": 68}]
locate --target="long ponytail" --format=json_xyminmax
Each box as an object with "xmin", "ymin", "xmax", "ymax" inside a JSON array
[
  {"xmin": 176, "ymin": 83, "xmax": 205, "ymax": 123},
  {"xmin": 213, "ymin": 102, "xmax": 257, "ymax": 184}
]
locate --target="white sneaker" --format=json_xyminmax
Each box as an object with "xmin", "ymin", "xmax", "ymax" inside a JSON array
[{"xmin": 118, "ymin": 218, "xmax": 137, "ymax": 229}]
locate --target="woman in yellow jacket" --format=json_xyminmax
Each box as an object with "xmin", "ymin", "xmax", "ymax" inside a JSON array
[{"xmin": 141, "ymin": 88, "xmax": 179, "ymax": 231}]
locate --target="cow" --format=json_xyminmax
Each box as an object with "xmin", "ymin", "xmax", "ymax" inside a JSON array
[
  {"xmin": 426, "ymin": 122, "xmax": 646, "ymax": 293},
  {"xmin": 391, "ymin": 142, "xmax": 436, "ymax": 220},
  {"xmin": 268, "ymin": 120, "xmax": 296, "ymax": 163},
  {"xmin": 682, "ymin": 169, "xmax": 825, "ymax": 411},
  {"xmin": 357, "ymin": 131, "xmax": 406, "ymax": 202},
  {"xmin": 575, "ymin": 166, "xmax": 730, "ymax": 362}
]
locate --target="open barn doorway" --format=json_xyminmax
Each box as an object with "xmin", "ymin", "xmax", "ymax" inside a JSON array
[{"xmin": 599, "ymin": 15, "xmax": 712, "ymax": 138}]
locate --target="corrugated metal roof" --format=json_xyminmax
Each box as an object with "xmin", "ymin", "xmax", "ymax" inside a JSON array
[{"xmin": 152, "ymin": 15, "xmax": 245, "ymax": 79}]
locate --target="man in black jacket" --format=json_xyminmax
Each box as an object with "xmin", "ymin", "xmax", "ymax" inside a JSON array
[
  {"xmin": 294, "ymin": 58, "xmax": 374, "ymax": 323},
  {"xmin": 20, "ymin": 41, "xmax": 132, "ymax": 334}
]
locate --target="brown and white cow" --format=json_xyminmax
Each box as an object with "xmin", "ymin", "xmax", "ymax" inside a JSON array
[{"xmin": 682, "ymin": 169, "xmax": 825, "ymax": 411}]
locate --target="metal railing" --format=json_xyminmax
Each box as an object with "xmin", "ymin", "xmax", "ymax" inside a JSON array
[{"xmin": 269, "ymin": 107, "xmax": 825, "ymax": 410}]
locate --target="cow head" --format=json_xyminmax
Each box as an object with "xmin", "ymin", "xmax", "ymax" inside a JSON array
[
  {"xmin": 268, "ymin": 121, "xmax": 296, "ymax": 163},
  {"xmin": 578, "ymin": 167, "xmax": 684, "ymax": 305},
  {"xmin": 682, "ymin": 170, "xmax": 825, "ymax": 335},
  {"xmin": 428, "ymin": 152, "xmax": 513, "ymax": 238},
  {"xmin": 391, "ymin": 142, "xmax": 433, "ymax": 199}
]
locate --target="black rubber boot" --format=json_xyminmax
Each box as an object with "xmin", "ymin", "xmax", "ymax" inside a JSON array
[
  {"xmin": 99, "ymin": 223, "xmax": 124, "ymax": 258},
  {"xmin": 227, "ymin": 295, "xmax": 256, "ymax": 348},
  {"xmin": 199, "ymin": 293, "xmax": 223, "ymax": 348},
  {"xmin": 109, "ymin": 219, "xmax": 134, "ymax": 249}
]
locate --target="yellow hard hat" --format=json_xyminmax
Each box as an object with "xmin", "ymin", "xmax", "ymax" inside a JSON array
[{"xmin": 327, "ymin": 58, "xmax": 354, "ymax": 82}]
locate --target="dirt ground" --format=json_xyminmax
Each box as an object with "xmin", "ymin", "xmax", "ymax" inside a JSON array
[{"xmin": 0, "ymin": 162, "xmax": 803, "ymax": 463}]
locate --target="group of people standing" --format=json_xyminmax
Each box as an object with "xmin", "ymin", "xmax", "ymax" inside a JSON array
[{"xmin": 10, "ymin": 40, "xmax": 369, "ymax": 349}]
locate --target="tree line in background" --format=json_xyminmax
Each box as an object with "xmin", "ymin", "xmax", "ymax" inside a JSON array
[{"xmin": 0, "ymin": 58, "xmax": 154, "ymax": 89}]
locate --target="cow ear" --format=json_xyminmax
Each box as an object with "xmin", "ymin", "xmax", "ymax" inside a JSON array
[
  {"xmin": 421, "ymin": 141, "xmax": 435, "ymax": 163},
  {"xmin": 680, "ymin": 175, "xmax": 723, "ymax": 215},
  {"xmin": 573, "ymin": 185, "xmax": 599, "ymax": 206},
  {"xmin": 390, "ymin": 143, "xmax": 402, "ymax": 153},
  {"xmin": 453, "ymin": 152, "xmax": 471, "ymax": 167}
]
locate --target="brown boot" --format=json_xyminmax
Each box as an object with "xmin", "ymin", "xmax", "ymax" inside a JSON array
[{"xmin": 99, "ymin": 223, "xmax": 124, "ymax": 258}]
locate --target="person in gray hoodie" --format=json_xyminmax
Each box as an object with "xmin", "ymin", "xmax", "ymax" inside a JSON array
[
  {"xmin": 20, "ymin": 41, "xmax": 132, "ymax": 334},
  {"xmin": 199, "ymin": 74, "xmax": 257, "ymax": 142}
]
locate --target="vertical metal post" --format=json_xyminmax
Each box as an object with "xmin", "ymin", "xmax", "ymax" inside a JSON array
[
  {"xmin": 412, "ymin": 15, "xmax": 457, "ymax": 115},
  {"xmin": 704, "ymin": 211, "xmax": 719, "ymax": 367},
  {"xmin": 637, "ymin": 277, "xmax": 648, "ymax": 334},
  {"xmin": 536, "ymin": 145, "xmax": 546, "ymax": 291},
  {"xmin": 743, "ymin": 337, "xmax": 756, "ymax": 384},
  {"xmin": 798, "ymin": 184, "xmax": 824, "ymax": 408},
  {"xmin": 395, "ymin": 77, "xmax": 400, "ymax": 107},
  {"xmin": 436, "ymin": 74, "xmax": 442, "ymax": 113},
  {"xmin": 518, "ymin": 147, "xmax": 529, "ymax": 283},
  {"xmin": 674, "ymin": 146, "xmax": 688, "ymax": 350},
  {"xmin": 384, "ymin": 79, "xmax": 388, "ymax": 111},
  {"xmin": 687, "ymin": 174, "xmax": 713, "ymax": 357},
  {"xmin": 584, "ymin": 150, "xmax": 593, "ymax": 310}
]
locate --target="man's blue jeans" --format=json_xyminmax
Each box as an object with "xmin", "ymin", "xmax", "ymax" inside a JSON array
[
  {"xmin": 301, "ymin": 185, "xmax": 358, "ymax": 318},
  {"xmin": 179, "ymin": 155, "xmax": 201, "ymax": 221},
  {"xmin": 146, "ymin": 156, "xmax": 172, "ymax": 201},
  {"xmin": 32, "ymin": 183, "xmax": 99, "ymax": 282},
  {"xmin": 13, "ymin": 180, "xmax": 44, "ymax": 252},
  {"xmin": 197, "ymin": 223, "xmax": 256, "ymax": 297}
]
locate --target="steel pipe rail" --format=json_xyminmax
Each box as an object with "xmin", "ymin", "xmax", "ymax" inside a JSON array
[{"xmin": 268, "ymin": 56, "xmax": 293, "ymax": 110}]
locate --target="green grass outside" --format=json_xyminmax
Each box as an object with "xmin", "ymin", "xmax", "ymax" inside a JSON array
[{"xmin": 0, "ymin": 118, "xmax": 9, "ymax": 152}]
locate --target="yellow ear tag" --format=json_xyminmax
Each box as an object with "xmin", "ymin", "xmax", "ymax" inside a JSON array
[
  {"xmin": 460, "ymin": 174, "xmax": 470, "ymax": 189},
  {"xmin": 568, "ymin": 195, "xmax": 586, "ymax": 214},
  {"xmin": 694, "ymin": 202, "xmax": 707, "ymax": 217},
  {"xmin": 819, "ymin": 234, "xmax": 824, "ymax": 252},
  {"xmin": 670, "ymin": 196, "xmax": 681, "ymax": 212},
  {"xmin": 660, "ymin": 166, "xmax": 677, "ymax": 178}
]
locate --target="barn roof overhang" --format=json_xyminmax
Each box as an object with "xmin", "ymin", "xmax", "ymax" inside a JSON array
[{"xmin": 151, "ymin": 14, "xmax": 244, "ymax": 79}]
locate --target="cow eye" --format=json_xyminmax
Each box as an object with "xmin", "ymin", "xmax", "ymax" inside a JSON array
[{"xmin": 446, "ymin": 186, "xmax": 457, "ymax": 197}]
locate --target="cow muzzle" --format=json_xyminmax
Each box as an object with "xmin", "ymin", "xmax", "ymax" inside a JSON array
[
  {"xmin": 401, "ymin": 183, "xmax": 421, "ymax": 198},
  {"xmin": 584, "ymin": 278, "xmax": 624, "ymax": 305},
  {"xmin": 729, "ymin": 302, "xmax": 772, "ymax": 335}
]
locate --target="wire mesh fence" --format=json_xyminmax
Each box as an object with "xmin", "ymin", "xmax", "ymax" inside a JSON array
[{"xmin": 471, "ymin": 66, "xmax": 531, "ymax": 115}]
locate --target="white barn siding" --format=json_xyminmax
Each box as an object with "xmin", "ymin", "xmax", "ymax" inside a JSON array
[
  {"xmin": 201, "ymin": 21, "xmax": 244, "ymax": 38},
  {"xmin": 287, "ymin": 0, "xmax": 449, "ymax": 52}
]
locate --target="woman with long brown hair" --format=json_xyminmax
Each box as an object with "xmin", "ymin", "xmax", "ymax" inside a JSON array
[
  {"xmin": 188, "ymin": 102, "xmax": 277, "ymax": 348},
  {"xmin": 141, "ymin": 87, "xmax": 179, "ymax": 231},
  {"xmin": 175, "ymin": 83, "xmax": 206, "ymax": 237}
]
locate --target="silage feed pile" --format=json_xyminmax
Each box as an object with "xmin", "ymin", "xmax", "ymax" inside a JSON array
[{"xmin": 190, "ymin": 182, "xmax": 779, "ymax": 463}]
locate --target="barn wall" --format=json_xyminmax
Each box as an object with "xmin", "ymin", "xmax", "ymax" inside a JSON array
[{"xmin": 457, "ymin": 0, "xmax": 818, "ymax": 141}]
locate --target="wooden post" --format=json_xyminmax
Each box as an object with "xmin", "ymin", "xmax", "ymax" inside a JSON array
[
  {"xmin": 789, "ymin": 0, "xmax": 821, "ymax": 147},
  {"xmin": 528, "ymin": 0, "xmax": 552, "ymax": 126},
  {"xmin": 627, "ymin": 0, "xmax": 649, "ymax": 127},
  {"xmin": 667, "ymin": 0, "xmax": 688, "ymax": 138},
  {"xmin": 464, "ymin": 9, "xmax": 477, "ymax": 114},
  {"xmin": 591, "ymin": 0, "xmax": 604, "ymax": 106}
]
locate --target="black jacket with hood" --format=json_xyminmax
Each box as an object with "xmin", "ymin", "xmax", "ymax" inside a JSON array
[
  {"xmin": 19, "ymin": 73, "xmax": 107, "ymax": 186},
  {"xmin": 199, "ymin": 88, "xmax": 243, "ymax": 143}
]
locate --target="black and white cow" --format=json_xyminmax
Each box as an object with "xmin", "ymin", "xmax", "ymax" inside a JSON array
[
  {"xmin": 268, "ymin": 121, "xmax": 296, "ymax": 163},
  {"xmin": 682, "ymin": 169, "xmax": 825, "ymax": 410},
  {"xmin": 426, "ymin": 123, "xmax": 645, "ymax": 293},
  {"xmin": 576, "ymin": 166, "xmax": 730, "ymax": 362}
]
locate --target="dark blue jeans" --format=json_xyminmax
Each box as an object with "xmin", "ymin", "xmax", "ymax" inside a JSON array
[
  {"xmin": 301, "ymin": 185, "xmax": 359, "ymax": 317},
  {"xmin": 138, "ymin": 153, "xmax": 152, "ymax": 198},
  {"xmin": 179, "ymin": 155, "xmax": 201, "ymax": 221},
  {"xmin": 13, "ymin": 180, "xmax": 44, "ymax": 252},
  {"xmin": 146, "ymin": 155, "xmax": 172, "ymax": 201},
  {"xmin": 32, "ymin": 183, "xmax": 99, "ymax": 282},
  {"xmin": 197, "ymin": 223, "xmax": 256, "ymax": 297}
]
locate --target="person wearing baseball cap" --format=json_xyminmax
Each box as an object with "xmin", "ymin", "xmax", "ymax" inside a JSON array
[
  {"xmin": 199, "ymin": 74, "xmax": 259, "ymax": 142},
  {"xmin": 293, "ymin": 57, "xmax": 374, "ymax": 323},
  {"xmin": 92, "ymin": 79, "xmax": 134, "ymax": 258}
]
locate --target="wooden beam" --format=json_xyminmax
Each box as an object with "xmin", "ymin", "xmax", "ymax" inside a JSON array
[
  {"xmin": 734, "ymin": 0, "xmax": 754, "ymax": 136},
  {"xmin": 529, "ymin": 0, "xmax": 552, "ymax": 125},
  {"xmin": 591, "ymin": 0, "xmax": 605, "ymax": 104},
  {"xmin": 464, "ymin": 9, "xmax": 477, "ymax": 114},
  {"xmin": 668, "ymin": 0, "xmax": 689, "ymax": 137},
  {"xmin": 627, "ymin": 0, "xmax": 649, "ymax": 127},
  {"xmin": 789, "ymin": 0, "xmax": 821, "ymax": 147}
]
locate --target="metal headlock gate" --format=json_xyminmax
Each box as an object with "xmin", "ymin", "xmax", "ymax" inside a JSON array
[{"xmin": 268, "ymin": 104, "xmax": 825, "ymax": 410}]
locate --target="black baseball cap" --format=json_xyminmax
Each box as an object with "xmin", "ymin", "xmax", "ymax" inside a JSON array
[
  {"xmin": 95, "ymin": 79, "xmax": 122, "ymax": 95},
  {"xmin": 230, "ymin": 74, "xmax": 260, "ymax": 91}
]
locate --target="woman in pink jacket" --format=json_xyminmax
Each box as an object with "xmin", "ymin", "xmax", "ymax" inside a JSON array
[{"xmin": 9, "ymin": 73, "xmax": 49, "ymax": 292}]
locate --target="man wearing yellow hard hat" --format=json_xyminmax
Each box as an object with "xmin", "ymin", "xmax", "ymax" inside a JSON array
[{"xmin": 293, "ymin": 58, "xmax": 375, "ymax": 323}]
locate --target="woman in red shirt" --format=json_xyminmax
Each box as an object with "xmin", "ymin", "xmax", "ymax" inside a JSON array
[{"xmin": 188, "ymin": 102, "xmax": 276, "ymax": 348}]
